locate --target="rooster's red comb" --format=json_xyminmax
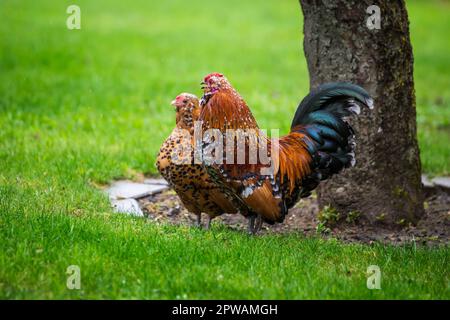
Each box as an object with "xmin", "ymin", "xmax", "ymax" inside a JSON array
[{"xmin": 203, "ymin": 72, "xmax": 224, "ymax": 82}]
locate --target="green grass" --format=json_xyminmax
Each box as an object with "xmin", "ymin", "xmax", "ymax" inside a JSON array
[
  {"xmin": 0, "ymin": 0, "xmax": 449, "ymax": 299},
  {"xmin": 1, "ymin": 203, "xmax": 448, "ymax": 299}
]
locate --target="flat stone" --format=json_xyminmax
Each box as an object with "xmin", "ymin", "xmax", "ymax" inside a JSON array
[
  {"xmin": 106, "ymin": 180, "xmax": 169, "ymax": 200},
  {"xmin": 111, "ymin": 199, "xmax": 144, "ymax": 217},
  {"xmin": 431, "ymin": 177, "xmax": 450, "ymax": 190},
  {"xmin": 421, "ymin": 175, "xmax": 434, "ymax": 188},
  {"xmin": 143, "ymin": 178, "xmax": 169, "ymax": 186}
]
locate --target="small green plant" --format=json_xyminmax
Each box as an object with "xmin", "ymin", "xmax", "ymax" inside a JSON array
[
  {"xmin": 318, "ymin": 205, "xmax": 341, "ymax": 227},
  {"xmin": 376, "ymin": 213, "xmax": 386, "ymax": 222},
  {"xmin": 345, "ymin": 211, "xmax": 361, "ymax": 224},
  {"xmin": 392, "ymin": 186, "xmax": 409, "ymax": 198},
  {"xmin": 315, "ymin": 221, "xmax": 331, "ymax": 234}
]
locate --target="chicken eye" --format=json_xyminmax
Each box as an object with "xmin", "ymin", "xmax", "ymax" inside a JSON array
[{"xmin": 183, "ymin": 99, "xmax": 187, "ymax": 103}]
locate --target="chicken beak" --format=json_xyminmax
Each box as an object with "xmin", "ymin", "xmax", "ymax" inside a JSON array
[
  {"xmin": 171, "ymin": 99, "xmax": 177, "ymax": 106},
  {"xmin": 200, "ymin": 81, "xmax": 206, "ymax": 90}
]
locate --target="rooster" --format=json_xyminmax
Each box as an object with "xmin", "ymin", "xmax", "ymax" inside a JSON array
[
  {"xmin": 156, "ymin": 93, "xmax": 239, "ymax": 228},
  {"xmin": 199, "ymin": 73, "xmax": 373, "ymax": 233}
]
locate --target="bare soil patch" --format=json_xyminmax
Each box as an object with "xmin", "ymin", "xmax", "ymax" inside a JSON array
[{"xmin": 138, "ymin": 187, "xmax": 449, "ymax": 246}]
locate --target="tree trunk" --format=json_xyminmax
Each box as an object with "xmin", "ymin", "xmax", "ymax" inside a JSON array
[{"xmin": 299, "ymin": 0, "xmax": 424, "ymax": 226}]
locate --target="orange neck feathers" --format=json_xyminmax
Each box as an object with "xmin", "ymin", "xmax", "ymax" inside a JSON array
[{"xmin": 200, "ymin": 89, "xmax": 258, "ymax": 131}]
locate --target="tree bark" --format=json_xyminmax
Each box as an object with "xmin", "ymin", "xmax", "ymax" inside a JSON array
[{"xmin": 299, "ymin": 0, "xmax": 424, "ymax": 226}]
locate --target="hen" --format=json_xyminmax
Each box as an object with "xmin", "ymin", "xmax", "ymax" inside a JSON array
[
  {"xmin": 156, "ymin": 93, "xmax": 239, "ymax": 228},
  {"xmin": 199, "ymin": 73, "xmax": 373, "ymax": 233}
]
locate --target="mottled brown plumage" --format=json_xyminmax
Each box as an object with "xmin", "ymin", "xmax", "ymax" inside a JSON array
[{"xmin": 156, "ymin": 93, "xmax": 238, "ymax": 228}]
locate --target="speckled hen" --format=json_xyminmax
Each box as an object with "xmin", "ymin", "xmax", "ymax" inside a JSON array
[{"xmin": 156, "ymin": 93, "xmax": 239, "ymax": 228}]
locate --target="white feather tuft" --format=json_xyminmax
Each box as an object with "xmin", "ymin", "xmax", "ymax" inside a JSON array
[
  {"xmin": 241, "ymin": 186, "xmax": 254, "ymax": 198},
  {"xmin": 348, "ymin": 99, "xmax": 361, "ymax": 115},
  {"xmin": 365, "ymin": 97, "xmax": 374, "ymax": 110}
]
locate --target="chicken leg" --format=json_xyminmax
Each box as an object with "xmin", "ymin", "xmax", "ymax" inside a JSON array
[
  {"xmin": 247, "ymin": 215, "xmax": 262, "ymax": 235},
  {"xmin": 195, "ymin": 213, "xmax": 202, "ymax": 228},
  {"xmin": 205, "ymin": 216, "xmax": 212, "ymax": 230}
]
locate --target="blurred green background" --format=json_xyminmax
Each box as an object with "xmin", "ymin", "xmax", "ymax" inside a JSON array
[
  {"xmin": 0, "ymin": 0, "xmax": 449, "ymax": 299},
  {"xmin": 1, "ymin": 0, "xmax": 448, "ymax": 182}
]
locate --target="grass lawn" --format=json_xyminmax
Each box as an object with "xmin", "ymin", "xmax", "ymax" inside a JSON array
[{"xmin": 0, "ymin": 0, "xmax": 449, "ymax": 299}]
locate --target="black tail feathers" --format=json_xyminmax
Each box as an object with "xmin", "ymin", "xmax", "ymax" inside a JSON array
[{"xmin": 291, "ymin": 82, "xmax": 373, "ymax": 189}]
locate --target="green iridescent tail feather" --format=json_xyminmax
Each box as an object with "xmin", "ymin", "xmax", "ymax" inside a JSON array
[{"xmin": 291, "ymin": 82, "xmax": 373, "ymax": 195}]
